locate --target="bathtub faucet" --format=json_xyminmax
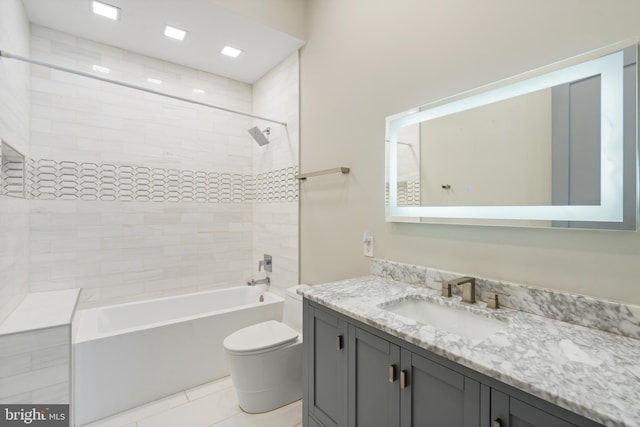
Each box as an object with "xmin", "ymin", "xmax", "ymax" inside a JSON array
[
  {"xmin": 247, "ymin": 276, "xmax": 270, "ymax": 289},
  {"xmin": 258, "ymin": 254, "xmax": 273, "ymax": 273}
]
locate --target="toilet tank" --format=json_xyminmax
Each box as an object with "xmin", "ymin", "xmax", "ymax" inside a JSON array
[{"xmin": 283, "ymin": 285, "xmax": 308, "ymax": 334}]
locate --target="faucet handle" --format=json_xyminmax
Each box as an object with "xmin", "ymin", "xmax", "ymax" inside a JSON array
[
  {"xmin": 441, "ymin": 282, "xmax": 452, "ymax": 297},
  {"xmin": 258, "ymin": 254, "xmax": 272, "ymax": 272},
  {"xmin": 487, "ymin": 292, "xmax": 499, "ymax": 309},
  {"xmin": 486, "ymin": 291, "xmax": 509, "ymax": 310}
]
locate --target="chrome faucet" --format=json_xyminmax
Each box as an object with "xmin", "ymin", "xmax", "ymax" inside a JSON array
[
  {"xmin": 441, "ymin": 276, "xmax": 476, "ymax": 304},
  {"xmin": 247, "ymin": 276, "xmax": 270, "ymax": 289}
]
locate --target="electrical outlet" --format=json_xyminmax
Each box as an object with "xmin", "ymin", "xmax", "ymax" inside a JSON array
[{"xmin": 363, "ymin": 232, "xmax": 374, "ymax": 257}]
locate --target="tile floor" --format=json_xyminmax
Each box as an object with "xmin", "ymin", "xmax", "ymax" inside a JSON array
[{"xmin": 82, "ymin": 376, "xmax": 302, "ymax": 427}]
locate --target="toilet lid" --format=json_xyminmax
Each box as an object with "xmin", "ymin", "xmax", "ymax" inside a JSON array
[{"xmin": 224, "ymin": 320, "xmax": 299, "ymax": 353}]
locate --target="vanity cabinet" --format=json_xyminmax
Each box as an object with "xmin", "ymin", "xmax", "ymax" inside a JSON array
[
  {"xmin": 490, "ymin": 390, "xmax": 578, "ymax": 427},
  {"xmin": 348, "ymin": 325, "xmax": 400, "ymax": 426},
  {"xmin": 305, "ymin": 304, "xmax": 348, "ymax": 427},
  {"xmin": 304, "ymin": 300, "xmax": 603, "ymax": 427},
  {"xmin": 400, "ymin": 349, "xmax": 482, "ymax": 427}
]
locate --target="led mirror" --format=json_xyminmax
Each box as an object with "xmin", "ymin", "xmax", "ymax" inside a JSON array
[{"xmin": 386, "ymin": 42, "xmax": 637, "ymax": 230}]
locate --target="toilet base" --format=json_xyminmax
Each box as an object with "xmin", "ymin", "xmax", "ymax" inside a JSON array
[
  {"xmin": 237, "ymin": 382, "xmax": 302, "ymax": 414},
  {"xmin": 226, "ymin": 338, "xmax": 303, "ymax": 413}
]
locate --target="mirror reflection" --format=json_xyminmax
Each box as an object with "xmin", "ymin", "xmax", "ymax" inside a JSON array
[{"xmin": 386, "ymin": 43, "xmax": 637, "ymax": 230}]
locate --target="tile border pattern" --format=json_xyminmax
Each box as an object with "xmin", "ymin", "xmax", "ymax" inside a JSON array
[
  {"xmin": 16, "ymin": 158, "xmax": 297, "ymax": 203},
  {"xmin": 371, "ymin": 258, "xmax": 640, "ymax": 340},
  {"xmin": 385, "ymin": 179, "xmax": 421, "ymax": 206}
]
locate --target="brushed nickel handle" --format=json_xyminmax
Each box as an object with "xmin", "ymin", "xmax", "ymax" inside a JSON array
[
  {"xmin": 493, "ymin": 419, "xmax": 502, "ymax": 427},
  {"xmin": 400, "ymin": 370, "xmax": 408, "ymax": 389},
  {"xmin": 336, "ymin": 335, "xmax": 343, "ymax": 350},
  {"xmin": 389, "ymin": 365, "xmax": 396, "ymax": 383}
]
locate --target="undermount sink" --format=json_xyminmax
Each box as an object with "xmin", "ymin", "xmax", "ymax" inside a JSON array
[{"xmin": 381, "ymin": 297, "xmax": 507, "ymax": 342}]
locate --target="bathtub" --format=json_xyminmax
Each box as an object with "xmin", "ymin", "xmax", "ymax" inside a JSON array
[{"xmin": 73, "ymin": 286, "xmax": 283, "ymax": 426}]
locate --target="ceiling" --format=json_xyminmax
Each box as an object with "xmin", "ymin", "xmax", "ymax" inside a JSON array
[{"xmin": 21, "ymin": 0, "xmax": 305, "ymax": 84}]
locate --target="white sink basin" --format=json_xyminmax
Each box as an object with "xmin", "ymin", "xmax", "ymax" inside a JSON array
[{"xmin": 381, "ymin": 297, "xmax": 507, "ymax": 342}]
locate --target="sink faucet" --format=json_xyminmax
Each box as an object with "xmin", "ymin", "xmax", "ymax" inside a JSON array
[
  {"xmin": 441, "ymin": 276, "xmax": 476, "ymax": 304},
  {"xmin": 247, "ymin": 276, "xmax": 270, "ymax": 290}
]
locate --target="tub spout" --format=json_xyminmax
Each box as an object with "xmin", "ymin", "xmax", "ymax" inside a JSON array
[{"xmin": 247, "ymin": 276, "xmax": 270, "ymax": 289}]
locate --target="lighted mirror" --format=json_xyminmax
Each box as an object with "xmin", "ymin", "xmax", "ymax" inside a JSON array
[
  {"xmin": 386, "ymin": 42, "xmax": 638, "ymax": 230},
  {"xmin": 0, "ymin": 140, "xmax": 26, "ymax": 199}
]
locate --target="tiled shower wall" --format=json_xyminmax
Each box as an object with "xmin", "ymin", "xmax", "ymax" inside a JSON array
[
  {"xmin": 27, "ymin": 26, "xmax": 299, "ymax": 307},
  {"xmin": 0, "ymin": 0, "xmax": 30, "ymax": 323},
  {"xmin": 252, "ymin": 52, "xmax": 299, "ymax": 293}
]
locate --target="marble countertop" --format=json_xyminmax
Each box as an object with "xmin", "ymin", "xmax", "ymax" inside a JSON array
[{"xmin": 301, "ymin": 276, "xmax": 640, "ymax": 427}]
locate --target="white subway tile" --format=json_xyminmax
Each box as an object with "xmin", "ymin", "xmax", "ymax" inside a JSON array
[{"xmin": 21, "ymin": 26, "xmax": 299, "ymax": 309}]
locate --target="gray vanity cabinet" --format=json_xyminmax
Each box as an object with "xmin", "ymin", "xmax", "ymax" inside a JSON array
[
  {"xmin": 304, "ymin": 300, "xmax": 603, "ymax": 427},
  {"xmin": 306, "ymin": 301, "xmax": 481, "ymax": 427},
  {"xmin": 400, "ymin": 349, "xmax": 482, "ymax": 427},
  {"xmin": 348, "ymin": 325, "xmax": 400, "ymax": 427},
  {"xmin": 306, "ymin": 304, "xmax": 348, "ymax": 427},
  {"xmin": 490, "ymin": 390, "xmax": 577, "ymax": 427}
]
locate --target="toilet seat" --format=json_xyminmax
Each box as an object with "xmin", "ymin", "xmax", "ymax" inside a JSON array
[{"xmin": 223, "ymin": 320, "xmax": 299, "ymax": 356}]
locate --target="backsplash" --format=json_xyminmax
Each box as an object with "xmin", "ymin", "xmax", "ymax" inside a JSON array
[{"xmin": 371, "ymin": 258, "xmax": 640, "ymax": 340}]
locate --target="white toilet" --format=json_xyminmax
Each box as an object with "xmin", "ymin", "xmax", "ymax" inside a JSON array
[{"xmin": 223, "ymin": 285, "xmax": 305, "ymax": 413}]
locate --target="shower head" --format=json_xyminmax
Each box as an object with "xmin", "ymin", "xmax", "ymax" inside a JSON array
[{"xmin": 248, "ymin": 126, "xmax": 271, "ymax": 146}]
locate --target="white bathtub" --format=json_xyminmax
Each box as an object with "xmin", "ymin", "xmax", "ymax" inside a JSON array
[{"xmin": 73, "ymin": 286, "xmax": 283, "ymax": 426}]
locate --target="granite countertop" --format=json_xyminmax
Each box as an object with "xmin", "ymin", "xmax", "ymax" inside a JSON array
[{"xmin": 300, "ymin": 276, "xmax": 640, "ymax": 427}]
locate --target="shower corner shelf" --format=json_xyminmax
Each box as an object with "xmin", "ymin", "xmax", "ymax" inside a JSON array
[{"xmin": 295, "ymin": 167, "xmax": 350, "ymax": 180}]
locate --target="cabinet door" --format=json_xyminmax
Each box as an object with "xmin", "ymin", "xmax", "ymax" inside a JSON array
[
  {"xmin": 491, "ymin": 390, "xmax": 577, "ymax": 427},
  {"xmin": 348, "ymin": 325, "xmax": 400, "ymax": 427},
  {"xmin": 307, "ymin": 304, "xmax": 348, "ymax": 427},
  {"xmin": 400, "ymin": 349, "xmax": 481, "ymax": 427}
]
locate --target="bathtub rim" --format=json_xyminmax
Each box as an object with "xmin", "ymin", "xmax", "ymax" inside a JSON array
[{"xmin": 74, "ymin": 286, "xmax": 283, "ymax": 344}]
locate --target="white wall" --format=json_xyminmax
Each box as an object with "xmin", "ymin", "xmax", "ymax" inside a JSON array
[
  {"xmin": 300, "ymin": 0, "xmax": 640, "ymax": 304},
  {"xmin": 210, "ymin": 0, "xmax": 307, "ymax": 41},
  {"xmin": 0, "ymin": 0, "xmax": 30, "ymax": 323}
]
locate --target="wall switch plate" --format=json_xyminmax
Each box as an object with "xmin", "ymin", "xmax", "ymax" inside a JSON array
[{"xmin": 363, "ymin": 232, "xmax": 374, "ymax": 257}]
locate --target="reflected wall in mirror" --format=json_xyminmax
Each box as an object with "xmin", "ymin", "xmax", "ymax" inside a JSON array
[
  {"xmin": 386, "ymin": 42, "xmax": 638, "ymax": 230},
  {"xmin": 0, "ymin": 140, "xmax": 26, "ymax": 199}
]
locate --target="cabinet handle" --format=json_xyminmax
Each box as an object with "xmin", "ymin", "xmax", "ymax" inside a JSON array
[
  {"xmin": 336, "ymin": 335, "xmax": 343, "ymax": 350},
  {"xmin": 389, "ymin": 365, "xmax": 396, "ymax": 383},
  {"xmin": 400, "ymin": 370, "xmax": 408, "ymax": 389},
  {"xmin": 492, "ymin": 419, "xmax": 502, "ymax": 427}
]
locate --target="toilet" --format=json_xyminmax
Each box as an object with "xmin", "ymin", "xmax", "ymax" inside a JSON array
[{"xmin": 223, "ymin": 285, "xmax": 306, "ymax": 413}]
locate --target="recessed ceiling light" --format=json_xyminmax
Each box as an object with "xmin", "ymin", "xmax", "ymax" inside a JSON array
[
  {"xmin": 221, "ymin": 45, "xmax": 242, "ymax": 58},
  {"xmin": 147, "ymin": 77, "xmax": 162, "ymax": 85},
  {"xmin": 92, "ymin": 64, "xmax": 110, "ymax": 74},
  {"xmin": 91, "ymin": 1, "xmax": 120, "ymax": 21},
  {"xmin": 164, "ymin": 25, "xmax": 187, "ymax": 41}
]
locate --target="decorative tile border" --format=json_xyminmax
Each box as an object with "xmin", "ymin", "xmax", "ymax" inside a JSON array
[
  {"xmin": 385, "ymin": 179, "xmax": 421, "ymax": 206},
  {"xmin": 254, "ymin": 166, "xmax": 299, "ymax": 203},
  {"xmin": 21, "ymin": 158, "xmax": 298, "ymax": 204},
  {"xmin": 370, "ymin": 258, "xmax": 640, "ymax": 340}
]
